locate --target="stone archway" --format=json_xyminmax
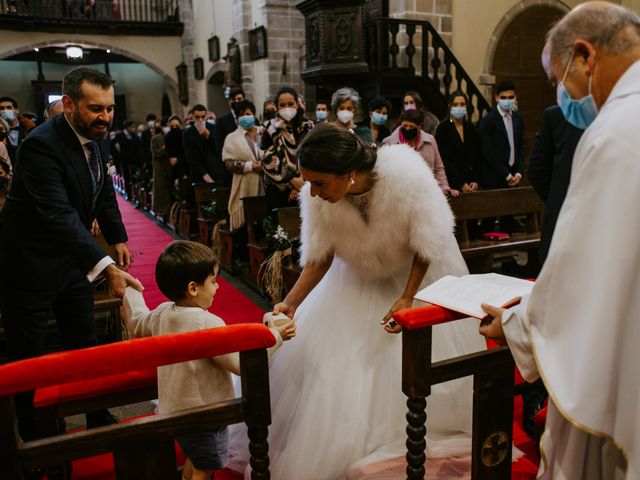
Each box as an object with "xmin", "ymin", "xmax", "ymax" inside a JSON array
[
  {"xmin": 0, "ymin": 39, "xmax": 181, "ymax": 115},
  {"xmin": 205, "ymin": 63, "xmax": 227, "ymax": 116},
  {"xmin": 483, "ymin": 1, "xmax": 569, "ymax": 155}
]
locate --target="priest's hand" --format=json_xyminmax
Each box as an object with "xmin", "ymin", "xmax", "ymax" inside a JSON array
[
  {"xmin": 479, "ymin": 303, "xmax": 507, "ymax": 345},
  {"xmin": 104, "ymin": 264, "xmax": 144, "ymax": 298},
  {"xmin": 381, "ymin": 296, "xmax": 413, "ymax": 334}
]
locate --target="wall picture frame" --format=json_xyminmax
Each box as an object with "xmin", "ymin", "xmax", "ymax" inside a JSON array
[
  {"xmin": 194, "ymin": 57, "xmax": 204, "ymax": 80},
  {"xmin": 248, "ymin": 26, "xmax": 268, "ymax": 60},
  {"xmin": 208, "ymin": 35, "xmax": 220, "ymax": 62}
]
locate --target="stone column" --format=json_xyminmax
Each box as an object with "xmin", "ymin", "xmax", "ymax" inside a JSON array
[{"xmin": 178, "ymin": 0, "xmax": 197, "ymax": 110}]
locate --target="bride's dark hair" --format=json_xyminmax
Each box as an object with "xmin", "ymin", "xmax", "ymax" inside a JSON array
[{"xmin": 296, "ymin": 122, "xmax": 377, "ymax": 174}]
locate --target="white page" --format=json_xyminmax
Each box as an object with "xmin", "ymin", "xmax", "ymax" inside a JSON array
[{"xmin": 415, "ymin": 273, "xmax": 534, "ymax": 319}]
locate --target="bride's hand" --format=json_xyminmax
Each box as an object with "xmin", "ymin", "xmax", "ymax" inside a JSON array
[
  {"xmin": 381, "ymin": 297, "xmax": 413, "ymax": 334},
  {"xmin": 273, "ymin": 301, "xmax": 296, "ymax": 320}
]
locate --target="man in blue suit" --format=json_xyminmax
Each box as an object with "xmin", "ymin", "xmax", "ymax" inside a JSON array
[
  {"xmin": 0, "ymin": 67, "xmax": 142, "ymax": 441},
  {"xmin": 478, "ymin": 80, "xmax": 525, "ymax": 189}
]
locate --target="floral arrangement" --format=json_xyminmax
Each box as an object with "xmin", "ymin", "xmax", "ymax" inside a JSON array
[{"xmin": 259, "ymin": 217, "xmax": 301, "ymax": 303}]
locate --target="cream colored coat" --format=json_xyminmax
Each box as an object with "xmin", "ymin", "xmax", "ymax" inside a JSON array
[{"xmin": 222, "ymin": 127, "xmax": 263, "ymax": 231}]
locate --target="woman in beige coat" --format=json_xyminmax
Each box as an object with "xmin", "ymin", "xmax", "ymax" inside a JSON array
[{"xmin": 222, "ymin": 100, "xmax": 264, "ymax": 231}]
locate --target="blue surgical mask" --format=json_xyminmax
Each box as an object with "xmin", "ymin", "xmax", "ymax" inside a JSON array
[
  {"xmin": 0, "ymin": 110, "xmax": 16, "ymax": 122},
  {"xmin": 450, "ymin": 107, "xmax": 467, "ymax": 119},
  {"xmin": 206, "ymin": 119, "xmax": 216, "ymax": 126},
  {"xmin": 556, "ymin": 52, "xmax": 597, "ymax": 129},
  {"xmin": 371, "ymin": 112, "xmax": 388, "ymax": 126},
  {"xmin": 238, "ymin": 115, "xmax": 255, "ymax": 130},
  {"xmin": 498, "ymin": 99, "xmax": 515, "ymax": 111},
  {"xmin": 315, "ymin": 110, "xmax": 328, "ymax": 121}
]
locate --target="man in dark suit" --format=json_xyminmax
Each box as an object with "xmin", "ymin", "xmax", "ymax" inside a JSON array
[
  {"xmin": 478, "ymin": 80, "xmax": 525, "ymax": 189},
  {"xmin": 183, "ymin": 103, "xmax": 222, "ymax": 185},
  {"xmin": 0, "ymin": 67, "xmax": 142, "ymax": 441},
  {"xmin": 214, "ymin": 87, "xmax": 245, "ymax": 178},
  {"xmin": 528, "ymin": 105, "xmax": 584, "ymax": 265}
]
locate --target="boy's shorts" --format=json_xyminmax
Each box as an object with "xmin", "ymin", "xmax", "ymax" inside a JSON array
[{"xmin": 176, "ymin": 427, "xmax": 228, "ymax": 470}]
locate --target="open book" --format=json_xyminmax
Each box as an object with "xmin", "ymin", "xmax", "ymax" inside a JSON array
[{"xmin": 414, "ymin": 273, "xmax": 534, "ymax": 319}]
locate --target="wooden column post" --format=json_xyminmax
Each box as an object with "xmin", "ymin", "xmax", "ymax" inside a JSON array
[{"xmin": 402, "ymin": 326, "xmax": 432, "ymax": 480}]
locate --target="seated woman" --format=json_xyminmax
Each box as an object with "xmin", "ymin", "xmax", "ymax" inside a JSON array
[
  {"xmin": 331, "ymin": 86, "xmax": 373, "ymax": 143},
  {"xmin": 261, "ymin": 86, "xmax": 314, "ymax": 211},
  {"xmin": 228, "ymin": 123, "xmax": 485, "ymax": 479},
  {"xmin": 222, "ymin": 100, "xmax": 264, "ymax": 231},
  {"xmin": 435, "ymin": 91, "xmax": 482, "ymax": 196},
  {"xmin": 384, "ymin": 109, "xmax": 451, "ymax": 195}
]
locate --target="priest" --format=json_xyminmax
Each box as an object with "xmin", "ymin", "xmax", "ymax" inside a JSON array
[{"xmin": 479, "ymin": 2, "xmax": 639, "ymax": 478}]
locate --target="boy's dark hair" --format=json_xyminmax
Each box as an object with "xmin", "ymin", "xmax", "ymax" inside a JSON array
[
  {"xmin": 123, "ymin": 120, "xmax": 135, "ymax": 129},
  {"xmin": 495, "ymin": 80, "xmax": 516, "ymax": 95},
  {"xmin": 62, "ymin": 67, "xmax": 114, "ymax": 103},
  {"xmin": 0, "ymin": 96, "xmax": 18, "ymax": 108},
  {"xmin": 146, "ymin": 113, "xmax": 157, "ymax": 122},
  {"xmin": 156, "ymin": 240, "xmax": 220, "ymax": 301},
  {"xmin": 368, "ymin": 96, "xmax": 391, "ymax": 113},
  {"xmin": 315, "ymin": 99, "xmax": 329, "ymax": 109},
  {"xmin": 400, "ymin": 109, "xmax": 425, "ymax": 126}
]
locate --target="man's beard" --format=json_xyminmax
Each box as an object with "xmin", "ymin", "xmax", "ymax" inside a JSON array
[{"xmin": 72, "ymin": 110, "xmax": 111, "ymax": 141}]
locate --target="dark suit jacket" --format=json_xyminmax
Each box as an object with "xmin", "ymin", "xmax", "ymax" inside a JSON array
[
  {"xmin": 182, "ymin": 124, "xmax": 221, "ymax": 183},
  {"xmin": 214, "ymin": 111, "xmax": 237, "ymax": 159},
  {"xmin": 6, "ymin": 123, "xmax": 28, "ymax": 166},
  {"xmin": 478, "ymin": 108, "xmax": 525, "ymax": 188},
  {"xmin": 435, "ymin": 119, "xmax": 481, "ymax": 190},
  {"xmin": 111, "ymin": 130, "xmax": 141, "ymax": 171},
  {"xmin": 528, "ymin": 106, "xmax": 584, "ymax": 264},
  {"xmin": 0, "ymin": 115, "xmax": 127, "ymax": 292}
]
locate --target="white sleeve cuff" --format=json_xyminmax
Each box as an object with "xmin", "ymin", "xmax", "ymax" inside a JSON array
[
  {"xmin": 502, "ymin": 296, "xmax": 540, "ymax": 382},
  {"xmin": 86, "ymin": 256, "xmax": 115, "ymax": 282}
]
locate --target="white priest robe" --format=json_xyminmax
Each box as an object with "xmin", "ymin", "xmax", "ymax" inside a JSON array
[{"xmin": 501, "ymin": 60, "xmax": 640, "ymax": 479}]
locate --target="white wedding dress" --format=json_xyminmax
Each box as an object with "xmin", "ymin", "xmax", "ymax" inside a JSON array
[{"xmin": 228, "ymin": 145, "xmax": 486, "ymax": 479}]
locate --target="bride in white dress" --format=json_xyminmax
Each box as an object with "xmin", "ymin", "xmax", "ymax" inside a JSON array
[{"xmin": 228, "ymin": 123, "xmax": 486, "ymax": 479}]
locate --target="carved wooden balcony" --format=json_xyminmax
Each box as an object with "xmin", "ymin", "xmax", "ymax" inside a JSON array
[{"xmin": 0, "ymin": 0, "xmax": 183, "ymax": 36}]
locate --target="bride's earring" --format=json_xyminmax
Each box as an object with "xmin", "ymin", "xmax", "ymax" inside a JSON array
[{"xmin": 350, "ymin": 177, "xmax": 355, "ymax": 185}]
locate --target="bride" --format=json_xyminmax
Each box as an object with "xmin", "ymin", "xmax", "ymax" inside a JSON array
[{"xmin": 228, "ymin": 122, "xmax": 486, "ymax": 479}]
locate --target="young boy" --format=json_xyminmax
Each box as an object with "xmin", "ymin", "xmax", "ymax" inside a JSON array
[{"xmin": 123, "ymin": 240, "xmax": 295, "ymax": 480}]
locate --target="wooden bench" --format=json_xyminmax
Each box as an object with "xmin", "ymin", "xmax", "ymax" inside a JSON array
[
  {"xmin": 274, "ymin": 206, "xmax": 302, "ymax": 295},
  {"xmin": 394, "ymin": 305, "xmax": 516, "ymax": 479},
  {"xmin": 194, "ymin": 183, "xmax": 230, "ymax": 250},
  {"xmin": 0, "ymin": 324, "xmax": 276, "ymax": 479},
  {"xmin": 242, "ymin": 196, "xmax": 270, "ymax": 290},
  {"xmin": 449, "ymin": 187, "xmax": 544, "ymax": 274}
]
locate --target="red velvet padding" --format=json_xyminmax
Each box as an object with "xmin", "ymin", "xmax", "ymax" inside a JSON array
[
  {"xmin": 34, "ymin": 368, "xmax": 157, "ymax": 408},
  {"xmin": 0, "ymin": 324, "xmax": 275, "ymax": 397},
  {"xmin": 393, "ymin": 305, "xmax": 466, "ymax": 329}
]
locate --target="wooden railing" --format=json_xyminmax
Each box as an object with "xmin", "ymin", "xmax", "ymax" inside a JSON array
[
  {"xmin": 365, "ymin": 18, "xmax": 491, "ymax": 122},
  {"xmin": 0, "ymin": 0, "xmax": 179, "ymax": 25}
]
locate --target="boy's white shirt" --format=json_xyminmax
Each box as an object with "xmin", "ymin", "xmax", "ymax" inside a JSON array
[{"xmin": 123, "ymin": 287, "xmax": 283, "ymax": 414}]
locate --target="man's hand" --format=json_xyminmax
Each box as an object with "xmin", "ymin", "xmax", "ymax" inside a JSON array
[
  {"xmin": 113, "ymin": 242, "xmax": 132, "ymax": 270},
  {"xmin": 197, "ymin": 126, "xmax": 210, "ymax": 138},
  {"xmin": 203, "ymin": 173, "xmax": 214, "ymax": 183},
  {"xmin": 290, "ymin": 176, "xmax": 305, "ymax": 192},
  {"xmin": 90, "ymin": 219, "xmax": 101, "ymax": 237},
  {"xmin": 479, "ymin": 303, "xmax": 507, "ymax": 345},
  {"xmin": 104, "ymin": 264, "xmax": 143, "ymax": 298},
  {"xmin": 169, "ymin": 157, "xmax": 178, "ymax": 167}
]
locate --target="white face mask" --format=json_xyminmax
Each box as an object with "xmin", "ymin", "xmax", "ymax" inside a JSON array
[
  {"xmin": 337, "ymin": 110, "xmax": 354, "ymax": 124},
  {"xmin": 278, "ymin": 107, "xmax": 297, "ymax": 122},
  {"xmin": 162, "ymin": 126, "xmax": 170, "ymax": 135}
]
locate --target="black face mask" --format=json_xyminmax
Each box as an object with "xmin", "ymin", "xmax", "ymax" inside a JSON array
[
  {"xmin": 401, "ymin": 127, "xmax": 418, "ymax": 140},
  {"xmin": 264, "ymin": 110, "xmax": 276, "ymax": 120}
]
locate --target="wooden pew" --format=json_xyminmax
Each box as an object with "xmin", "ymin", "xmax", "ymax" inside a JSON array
[
  {"xmin": 449, "ymin": 187, "xmax": 544, "ymax": 274},
  {"xmin": 242, "ymin": 196, "xmax": 269, "ymax": 290},
  {"xmin": 0, "ymin": 324, "xmax": 276, "ymax": 479},
  {"xmin": 394, "ymin": 306, "xmax": 515, "ymax": 479},
  {"xmin": 194, "ymin": 184, "xmax": 231, "ymax": 250},
  {"xmin": 274, "ymin": 206, "xmax": 302, "ymax": 295}
]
